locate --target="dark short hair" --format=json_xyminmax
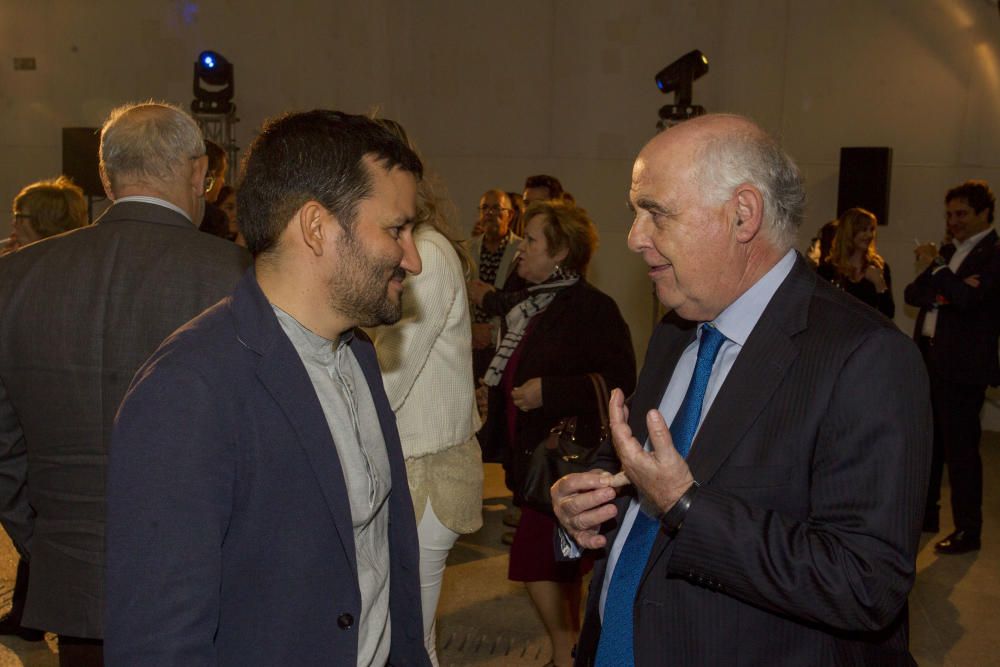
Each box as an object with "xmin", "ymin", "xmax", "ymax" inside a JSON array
[
  {"xmin": 237, "ymin": 110, "xmax": 424, "ymax": 257},
  {"xmin": 216, "ymin": 184, "xmax": 235, "ymax": 204},
  {"xmin": 524, "ymin": 174, "xmax": 564, "ymax": 199},
  {"xmin": 524, "ymin": 200, "xmax": 598, "ymax": 275},
  {"xmin": 946, "ymin": 180, "xmax": 995, "ymax": 224}
]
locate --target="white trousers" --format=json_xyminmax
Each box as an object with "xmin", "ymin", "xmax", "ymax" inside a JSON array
[{"xmin": 416, "ymin": 498, "xmax": 460, "ymax": 667}]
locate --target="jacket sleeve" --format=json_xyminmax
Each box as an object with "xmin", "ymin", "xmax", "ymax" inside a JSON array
[
  {"xmin": 105, "ymin": 358, "xmax": 234, "ymax": 666},
  {"xmin": 0, "ymin": 376, "xmax": 32, "ymax": 557},
  {"xmin": 904, "ymin": 244, "xmax": 1000, "ymax": 312},
  {"xmin": 666, "ymin": 327, "xmax": 931, "ymax": 632}
]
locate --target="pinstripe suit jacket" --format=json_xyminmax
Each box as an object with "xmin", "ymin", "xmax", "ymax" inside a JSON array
[{"xmin": 578, "ymin": 255, "xmax": 932, "ymax": 666}]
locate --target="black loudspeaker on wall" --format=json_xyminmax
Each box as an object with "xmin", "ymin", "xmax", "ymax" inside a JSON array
[
  {"xmin": 62, "ymin": 127, "xmax": 104, "ymax": 198},
  {"xmin": 837, "ymin": 147, "xmax": 892, "ymax": 226}
]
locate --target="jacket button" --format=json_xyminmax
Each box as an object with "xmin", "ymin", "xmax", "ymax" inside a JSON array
[{"xmin": 337, "ymin": 613, "xmax": 354, "ymax": 629}]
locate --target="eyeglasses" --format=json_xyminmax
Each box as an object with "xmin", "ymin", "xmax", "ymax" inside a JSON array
[
  {"xmin": 479, "ymin": 205, "xmax": 512, "ymax": 215},
  {"xmin": 11, "ymin": 212, "xmax": 34, "ymax": 225}
]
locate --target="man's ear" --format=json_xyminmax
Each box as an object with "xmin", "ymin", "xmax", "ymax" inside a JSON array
[
  {"xmin": 732, "ymin": 184, "xmax": 765, "ymax": 243},
  {"xmin": 297, "ymin": 201, "xmax": 336, "ymax": 256},
  {"xmin": 190, "ymin": 155, "xmax": 209, "ymax": 196}
]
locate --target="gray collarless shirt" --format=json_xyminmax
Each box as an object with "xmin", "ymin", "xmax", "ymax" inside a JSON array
[{"xmin": 274, "ymin": 306, "xmax": 392, "ymax": 667}]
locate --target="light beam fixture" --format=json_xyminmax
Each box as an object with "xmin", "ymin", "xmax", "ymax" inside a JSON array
[
  {"xmin": 191, "ymin": 50, "xmax": 234, "ymax": 114},
  {"xmin": 655, "ymin": 49, "xmax": 709, "ymax": 129}
]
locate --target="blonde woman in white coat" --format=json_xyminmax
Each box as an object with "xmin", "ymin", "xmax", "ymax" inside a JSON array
[{"xmin": 369, "ymin": 217, "xmax": 483, "ymax": 666}]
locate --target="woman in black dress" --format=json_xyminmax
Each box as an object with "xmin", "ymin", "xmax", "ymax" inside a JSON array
[{"xmin": 818, "ymin": 207, "xmax": 894, "ymax": 318}]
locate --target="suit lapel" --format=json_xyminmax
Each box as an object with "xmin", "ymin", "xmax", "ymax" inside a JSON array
[
  {"xmin": 629, "ymin": 318, "xmax": 696, "ymax": 444},
  {"xmin": 954, "ymin": 229, "xmax": 999, "ymax": 277},
  {"xmin": 232, "ymin": 272, "xmax": 358, "ymax": 569},
  {"xmin": 639, "ymin": 257, "xmax": 812, "ymax": 581},
  {"xmin": 593, "ymin": 319, "xmax": 694, "ymax": 553}
]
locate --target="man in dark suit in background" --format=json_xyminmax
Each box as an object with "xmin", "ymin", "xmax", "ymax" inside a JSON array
[
  {"xmin": 0, "ymin": 101, "xmax": 249, "ymax": 665},
  {"xmin": 905, "ymin": 180, "xmax": 1000, "ymax": 554},
  {"xmin": 105, "ymin": 111, "xmax": 431, "ymax": 666},
  {"xmin": 553, "ymin": 114, "xmax": 931, "ymax": 666}
]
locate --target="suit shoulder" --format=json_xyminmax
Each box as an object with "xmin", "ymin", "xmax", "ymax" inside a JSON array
[
  {"xmin": 572, "ymin": 280, "xmax": 622, "ymax": 308},
  {"xmin": 806, "ymin": 278, "xmax": 918, "ymax": 365},
  {"xmin": 145, "ymin": 298, "xmax": 241, "ymax": 370}
]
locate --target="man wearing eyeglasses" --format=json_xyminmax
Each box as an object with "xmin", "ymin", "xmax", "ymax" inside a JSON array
[
  {"xmin": 0, "ymin": 100, "xmax": 249, "ymax": 666},
  {"xmin": 469, "ymin": 189, "xmax": 522, "ymax": 384}
]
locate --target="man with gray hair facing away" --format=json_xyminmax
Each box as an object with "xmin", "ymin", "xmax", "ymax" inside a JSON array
[{"xmin": 0, "ymin": 101, "xmax": 249, "ymax": 665}]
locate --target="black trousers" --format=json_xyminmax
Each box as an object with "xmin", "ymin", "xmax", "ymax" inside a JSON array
[{"xmin": 925, "ymin": 368, "xmax": 985, "ymax": 534}]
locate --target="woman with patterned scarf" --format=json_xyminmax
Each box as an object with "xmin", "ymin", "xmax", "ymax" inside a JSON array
[{"xmin": 470, "ymin": 200, "xmax": 636, "ymax": 667}]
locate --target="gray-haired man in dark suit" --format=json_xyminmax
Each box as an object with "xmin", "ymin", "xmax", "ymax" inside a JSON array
[
  {"xmin": 0, "ymin": 101, "xmax": 249, "ymax": 665},
  {"xmin": 554, "ymin": 114, "xmax": 931, "ymax": 666}
]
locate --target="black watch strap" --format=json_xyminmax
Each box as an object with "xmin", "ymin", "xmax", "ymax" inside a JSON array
[{"xmin": 661, "ymin": 481, "xmax": 700, "ymax": 533}]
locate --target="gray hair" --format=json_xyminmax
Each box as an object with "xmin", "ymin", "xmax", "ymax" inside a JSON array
[
  {"xmin": 695, "ymin": 122, "xmax": 805, "ymax": 250},
  {"xmin": 99, "ymin": 101, "xmax": 205, "ymax": 194}
]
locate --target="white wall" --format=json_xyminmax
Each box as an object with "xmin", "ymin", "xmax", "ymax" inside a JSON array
[{"xmin": 2, "ymin": 0, "xmax": 999, "ymax": 375}]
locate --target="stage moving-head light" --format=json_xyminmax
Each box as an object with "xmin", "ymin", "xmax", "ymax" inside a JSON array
[
  {"xmin": 655, "ymin": 49, "xmax": 709, "ymax": 130},
  {"xmin": 200, "ymin": 51, "xmax": 219, "ymax": 70},
  {"xmin": 191, "ymin": 50, "xmax": 234, "ymax": 115},
  {"xmin": 655, "ymin": 50, "xmax": 708, "ymax": 104}
]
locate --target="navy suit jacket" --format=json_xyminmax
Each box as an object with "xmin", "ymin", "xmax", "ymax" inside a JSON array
[
  {"xmin": 105, "ymin": 269, "xmax": 429, "ymax": 667},
  {"xmin": 903, "ymin": 228, "xmax": 1000, "ymax": 386},
  {"xmin": 577, "ymin": 256, "xmax": 932, "ymax": 666}
]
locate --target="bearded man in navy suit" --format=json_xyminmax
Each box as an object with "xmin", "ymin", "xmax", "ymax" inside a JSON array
[
  {"xmin": 553, "ymin": 114, "xmax": 931, "ymax": 666},
  {"xmin": 105, "ymin": 111, "xmax": 431, "ymax": 666}
]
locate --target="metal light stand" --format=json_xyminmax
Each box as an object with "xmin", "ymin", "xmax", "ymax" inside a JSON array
[{"xmin": 193, "ymin": 109, "xmax": 240, "ymax": 183}]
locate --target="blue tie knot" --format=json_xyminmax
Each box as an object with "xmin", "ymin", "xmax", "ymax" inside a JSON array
[{"xmin": 697, "ymin": 323, "xmax": 726, "ymax": 361}]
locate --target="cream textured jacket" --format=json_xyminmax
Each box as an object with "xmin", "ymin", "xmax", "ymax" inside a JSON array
[{"xmin": 369, "ymin": 226, "xmax": 483, "ymax": 532}]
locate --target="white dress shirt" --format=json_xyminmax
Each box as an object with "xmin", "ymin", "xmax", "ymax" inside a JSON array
[
  {"xmin": 114, "ymin": 195, "xmax": 192, "ymax": 222},
  {"xmin": 920, "ymin": 227, "xmax": 991, "ymax": 337}
]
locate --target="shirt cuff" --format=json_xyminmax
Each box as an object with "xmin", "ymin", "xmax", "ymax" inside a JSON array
[{"xmin": 557, "ymin": 527, "xmax": 583, "ymax": 560}]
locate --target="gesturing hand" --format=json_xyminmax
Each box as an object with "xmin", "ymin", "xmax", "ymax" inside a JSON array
[
  {"xmin": 467, "ymin": 279, "xmax": 494, "ymax": 306},
  {"xmin": 608, "ymin": 388, "xmax": 694, "ymax": 515},
  {"xmin": 551, "ymin": 471, "xmax": 621, "ymax": 550}
]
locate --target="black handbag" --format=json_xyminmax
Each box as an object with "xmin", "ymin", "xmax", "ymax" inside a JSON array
[{"xmin": 520, "ymin": 373, "xmax": 610, "ymax": 508}]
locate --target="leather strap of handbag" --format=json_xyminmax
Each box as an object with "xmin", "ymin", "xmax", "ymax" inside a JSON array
[{"xmin": 586, "ymin": 372, "xmax": 610, "ymax": 439}]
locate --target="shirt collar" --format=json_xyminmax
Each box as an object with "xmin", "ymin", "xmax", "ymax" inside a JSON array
[
  {"xmin": 711, "ymin": 249, "xmax": 797, "ymax": 346},
  {"xmin": 114, "ymin": 195, "xmax": 191, "ymax": 222},
  {"xmin": 954, "ymin": 227, "xmax": 992, "ymax": 254},
  {"xmin": 272, "ymin": 304, "xmax": 354, "ymax": 362}
]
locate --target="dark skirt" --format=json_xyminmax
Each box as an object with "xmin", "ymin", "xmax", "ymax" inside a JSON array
[{"xmin": 508, "ymin": 505, "xmax": 594, "ymax": 583}]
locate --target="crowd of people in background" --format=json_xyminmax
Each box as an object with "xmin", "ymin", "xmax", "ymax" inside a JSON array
[{"xmin": 0, "ymin": 99, "xmax": 995, "ymax": 667}]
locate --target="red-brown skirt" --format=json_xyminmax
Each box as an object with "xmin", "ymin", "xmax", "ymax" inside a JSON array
[{"xmin": 508, "ymin": 505, "xmax": 595, "ymax": 583}]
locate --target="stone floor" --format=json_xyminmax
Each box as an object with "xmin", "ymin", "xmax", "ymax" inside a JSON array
[{"xmin": 0, "ymin": 436, "xmax": 997, "ymax": 665}]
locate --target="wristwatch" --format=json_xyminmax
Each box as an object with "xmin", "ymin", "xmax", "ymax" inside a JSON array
[{"xmin": 661, "ymin": 481, "xmax": 700, "ymax": 533}]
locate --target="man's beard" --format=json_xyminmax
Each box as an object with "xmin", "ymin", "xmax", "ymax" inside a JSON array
[{"xmin": 326, "ymin": 232, "xmax": 406, "ymax": 328}]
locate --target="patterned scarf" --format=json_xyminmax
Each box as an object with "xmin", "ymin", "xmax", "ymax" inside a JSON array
[{"xmin": 482, "ymin": 267, "xmax": 579, "ymax": 387}]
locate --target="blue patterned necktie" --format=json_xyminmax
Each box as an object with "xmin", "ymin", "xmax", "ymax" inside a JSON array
[{"xmin": 594, "ymin": 323, "xmax": 727, "ymax": 667}]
